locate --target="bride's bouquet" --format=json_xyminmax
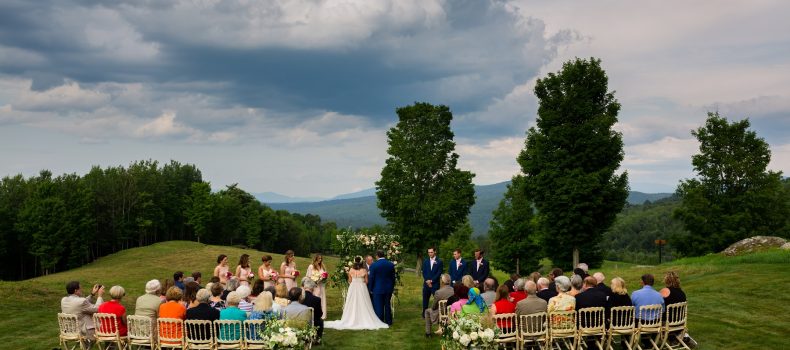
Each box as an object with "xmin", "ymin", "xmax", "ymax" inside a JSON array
[
  {"xmin": 259, "ymin": 318, "xmax": 317, "ymax": 349},
  {"xmin": 441, "ymin": 313, "xmax": 500, "ymax": 350}
]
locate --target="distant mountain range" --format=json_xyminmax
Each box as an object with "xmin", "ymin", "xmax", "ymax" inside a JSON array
[{"xmin": 265, "ymin": 181, "xmax": 672, "ymax": 236}]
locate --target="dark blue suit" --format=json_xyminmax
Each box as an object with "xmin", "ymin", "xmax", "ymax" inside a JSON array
[
  {"xmin": 421, "ymin": 257, "xmax": 442, "ymax": 312},
  {"xmin": 448, "ymin": 258, "xmax": 467, "ymax": 285},
  {"xmin": 468, "ymin": 258, "xmax": 490, "ymax": 286},
  {"xmin": 368, "ymin": 258, "xmax": 395, "ymax": 325}
]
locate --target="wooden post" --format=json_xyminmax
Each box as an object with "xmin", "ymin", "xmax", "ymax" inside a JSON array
[
  {"xmin": 572, "ymin": 247, "xmax": 579, "ymax": 269},
  {"xmin": 516, "ymin": 257, "xmax": 520, "ymax": 276}
]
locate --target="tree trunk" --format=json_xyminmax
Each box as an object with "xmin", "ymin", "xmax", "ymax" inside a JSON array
[{"xmin": 572, "ymin": 247, "xmax": 579, "ymax": 270}]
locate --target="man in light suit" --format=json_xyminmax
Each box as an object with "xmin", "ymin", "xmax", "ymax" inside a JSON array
[
  {"xmin": 61, "ymin": 281, "xmax": 105, "ymax": 345},
  {"xmin": 368, "ymin": 250, "xmax": 395, "ymax": 325},
  {"xmin": 422, "ymin": 247, "xmax": 443, "ymax": 314},
  {"xmin": 467, "ymin": 249, "xmax": 490, "ymax": 287},
  {"xmin": 447, "ymin": 249, "xmax": 467, "ymax": 286},
  {"xmin": 283, "ymin": 287, "xmax": 311, "ymax": 323}
]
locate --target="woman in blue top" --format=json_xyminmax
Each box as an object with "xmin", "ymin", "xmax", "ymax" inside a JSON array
[{"xmin": 218, "ymin": 291, "xmax": 247, "ymax": 340}]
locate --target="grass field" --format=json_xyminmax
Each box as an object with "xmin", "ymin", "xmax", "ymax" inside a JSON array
[{"xmin": 0, "ymin": 241, "xmax": 787, "ymax": 349}]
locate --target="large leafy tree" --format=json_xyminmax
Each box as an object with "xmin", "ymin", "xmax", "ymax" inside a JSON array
[
  {"xmin": 488, "ymin": 176, "xmax": 540, "ymax": 274},
  {"xmin": 376, "ymin": 102, "xmax": 476, "ymax": 256},
  {"xmin": 518, "ymin": 58, "xmax": 628, "ymax": 269},
  {"xmin": 673, "ymin": 113, "xmax": 789, "ymax": 255}
]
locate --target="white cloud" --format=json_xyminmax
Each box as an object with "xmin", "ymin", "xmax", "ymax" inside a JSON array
[
  {"xmin": 13, "ymin": 81, "xmax": 109, "ymax": 112},
  {"xmin": 769, "ymin": 143, "xmax": 790, "ymax": 174},
  {"xmin": 135, "ymin": 111, "xmax": 193, "ymax": 138},
  {"xmin": 456, "ymin": 137, "xmax": 524, "ymax": 184}
]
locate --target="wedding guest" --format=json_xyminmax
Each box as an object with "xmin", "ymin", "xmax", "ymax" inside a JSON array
[
  {"xmin": 306, "ymin": 253, "xmax": 328, "ymax": 319},
  {"xmin": 536, "ymin": 277, "xmax": 556, "ymax": 303},
  {"xmin": 461, "ymin": 275, "xmax": 475, "ymax": 289},
  {"xmin": 449, "ymin": 285, "xmax": 470, "ymax": 314},
  {"xmin": 236, "ymin": 285, "xmax": 253, "ymax": 313},
  {"xmin": 516, "ymin": 280, "xmax": 548, "ymax": 316},
  {"xmin": 569, "ymin": 274, "xmax": 583, "ymax": 297},
  {"xmin": 280, "ymin": 250, "xmax": 298, "ymax": 291},
  {"xmin": 468, "ymin": 249, "xmax": 490, "ymax": 287},
  {"xmin": 218, "ymin": 292, "xmax": 246, "ymax": 341},
  {"xmin": 159, "ymin": 279, "xmax": 173, "ymax": 303},
  {"xmin": 365, "ymin": 255, "xmax": 374, "ymax": 271},
  {"xmin": 283, "ymin": 287, "xmax": 311, "ymax": 323},
  {"xmin": 460, "ymin": 288, "xmax": 487, "ymax": 316},
  {"xmin": 183, "ymin": 281, "xmax": 200, "ymax": 309},
  {"xmin": 608, "ymin": 277, "xmax": 632, "ymax": 308},
  {"xmin": 135, "ymin": 279, "xmax": 162, "ymax": 322},
  {"xmin": 491, "ymin": 285, "xmax": 515, "ymax": 330},
  {"xmin": 631, "ymin": 274, "xmax": 664, "ymax": 322},
  {"xmin": 274, "ymin": 283, "xmax": 290, "ymax": 309},
  {"xmin": 214, "ymin": 254, "xmax": 230, "ymax": 285},
  {"xmin": 547, "ymin": 276, "xmax": 575, "ymax": 313},
  {"xmin": 184, "ymin": 277, "xmax": 195, "ymax": 284},
  {"xmin": 548, "ymin": 268, "xmax": 563, "ymax": 291},
  {"xmin": 593, "ymin": 272, "xmax": 612, "ymax": 297},
  {"xmin": 529, "ymin": 272, "xmax": 542, "ymax": 284},
  {"xmin": 249, "ymin": 291, "xmax": 277, "ymax": 320},
  {"xmin": 263, "ymin": 286, "xmax": 279, "ymax": 313},
  {"xmin": 448, "ymin": 249, "xmax": 467, "ymax": 286},
  {"xmin": 577, "ymin": 263, "xmax": 589, "ymax": 277},
  {"xmin": 504, "ymin": 273, "xmax": 519, "ymax": 293},
  {"xmin": 659, "ymin": 271, "xmax": 686, "ymax": 306},
  {"xmin": 98, "ymin": 285, "xmax": 128, "ymax": 336},
  {"xmin": 236, "ymin": 254, "xmax": 253, "ymax": 286},
  {"xmin": 61, "ymin": 281, "xmax": 104, "ymax": 345},
  {"xmin": 173, "ymin": 271, "xmax": 185, "ymax": 290},
  {"xmin": 509, "ymin": 278, "xmax": 527, "ymax": 303},
  {"xmin": 185, "ymin": 289, "xmax": 219, "ymax": 340},
  {"xmin": 258, "ymin": 255, "xmax": 278, "ymax": 289},
  {"xmin": 250, "ymin": 279, "xmax": 265, "ymax": 300},
  {"xmin": 209, "ymin": 282, "xmax": 226, "ymax": 310},
  {"xmin": 158, "ymin": 287, "xmax": 186, "ymax": 343},
  {"xmin": 480, "ymin": 278, "xmax": 497, "ymax": 307},
  {"xmin": 191, "ymin": 272, "xmax": 203, "ymax": 288},
  {"xmin": 576, "ymin": 277, "xmax": 607, "ymax": 312},
  {"xmin": 424, "ymin": 274, "xmax": 453, "ymax": 337},
  {"xmin": 222, "ymin": 278, "xmax": 239, "ymax": 301},
  {"xmin": 301, "ymin": 279, "xmax": 324, "ymax": 341},
  {"xmin": 421, "ymin": 247, "xmax": 442, "ymax": 314}
]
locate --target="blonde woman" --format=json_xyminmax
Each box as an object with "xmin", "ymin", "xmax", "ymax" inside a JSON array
[
  {"xmin": 273, "ymin": 283, "xmax": 290, "ymax": 310},
  {"xmin": 279, "ymin": 250, "xmax": 298, "ymax": 291},
  {"xmin": 306, "ymin": 254, "xmax": 328, "ymax": 319},
  {"xmin": 235, "ymin": 254, "xmax": 253, "ymax": 286},
  {"xmin": 609, "ymin": 277, "xmax": 632, "ymax": 308},
  {"xmin": 258, "ymin": 255, "xmax": 278, "ymax": 289}
]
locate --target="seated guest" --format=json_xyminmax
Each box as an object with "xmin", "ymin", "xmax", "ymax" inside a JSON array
[
  {"xmin": 209, "ymin": 276, "xmax": 220, "ymax": 285},
  {"xmin": 209, "ymin": 282, "xmax": 226, "ymax": 310},
  {"xmin": 174, "ymin": 271, "xmax": 185, "ymax": 290},
  {"xmin": 569, "ymin": 274, "xmax": 583, "ymax": 297},
  {"xmin": 547, "ymin": 276, "xmax": 575, "ymax": 313},
  {"xmin": 461, "ymin": 275, "xmax": 475, "ymax": 289},
  {"xmin": 608, "ymin": 277, "xmax": 632, "ymax": 308},
  {"xmin": 449, "ymin": 285, "xmax": 470, "ymax": 314},
  {"xmin": 249, "ymin": 291, "xmax": 277, "ymax": 320},
  {"xmin": 191, "ymin": 272, "xmax": 203, "ymax": 288},
  {"xmin": 158, "ymin": 287, "xmax": 187, "ymax": 343},
  {"xmin": 135, "ymin": 279, "xmax": 162, "ymax": 322},
  {"xmin": 183, "ymin": 281, "xmax": 200, "ymax": 309},
  {"xmin": 575, "ymin": 276, "xmax": 607, "ymax": 327},
  {"xmin": 509, "ymin": 278, "xmax": 527, "ymax": 303},
  {"xmin": 536, "ymin": 277, "xmax": 556, "ymax": 303},
  {"xmin": 491, "ymin": 285, "xmax": 516, "ymax": 329},
  {"xmin": 222, "ymin": 278, "xmax": 239, "ymax": 301},
  {"xmin": 529, "ymin": 271, "xmax": 541, "ymax": 284},
  {"xmin": 236, "ymin": 285, "xmax": 253, "ymax": 313},
  {"xmin": 61, "ymin": 281, "xmax": 104, "ymax": 345},
  {"xmin": 186, "ymin": 289, "xmax": 220, "ymax": 340},
  {"xmin": 481, "ymin": 278, "xmax": 497, "ymax": 307},
  {"xmin": 504, "ymin": 273, "xmax": 519, "ymax": 293},
  {"xmin": 97, "ymin": 285, "xmax": 128, "ymax": 336},
  {"xmin": 577, "ymin": 263, "xmax": 589, "ymax": 278},
  {"xmin": 424, "ymin": 274, "xmax": 453, "ymax": 337},
  {"xmin": 460, "ymin": 287, "xmax": 488, "ymax": 317},
  {"xmin": 516, "ymin": 280, "xmax": 548, "ymax": 316},
  {"xmin": 631, "ymin": 274, "xmax": 664, "ymax": 322},
  {"xmin": 548, "ymin": 268, "xmax": 563, "ymax": 292},
  {"xmin": 593, "ymin": 272, "xmax": 612, "ymax": 297},
  {"xmin": 218, "ymin": 291, "xmax": 247, "ymax": 341},
  {"xmin": 274, "ymin": 283, "xmax": 290, "ymax": 309},
  {"xmin": 250, "ymin": 279, "xmax": 265, "ymax": 299},
  {"xmin": 301, "ymin": 279, "xmax": 324, "ymax": 341},
  {"xmin": 659, "ymin": 271, "xmax": 686, "ymax": 306},
  {"xmin": 159, "ymin": 279, "xmax": 173, "ymax": 303},
  {"xmin": 282, "ymin": 287, "xmax": 311, "ymax": 323}
]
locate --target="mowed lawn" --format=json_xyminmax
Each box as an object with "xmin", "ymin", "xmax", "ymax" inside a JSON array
[{"xmin": 0, "ymin": 241, "xmax": 788, "ymax": 349}]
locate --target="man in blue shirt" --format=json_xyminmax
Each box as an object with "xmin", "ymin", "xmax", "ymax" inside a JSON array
[{"xmin": 631, "ymin": 274, "xmax": 664, "ymax": 321}]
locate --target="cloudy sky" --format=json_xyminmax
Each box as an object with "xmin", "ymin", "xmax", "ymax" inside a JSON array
[{"xmin": 1, "ymin": 0, "xmax": 788, "ymax": 198}]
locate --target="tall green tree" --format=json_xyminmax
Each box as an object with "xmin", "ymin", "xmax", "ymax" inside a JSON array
[
  {"xmin": 185, "ymin": 182, "xmax": 213, "ymax": 243},
  {"xmin": 376, "ymin": 102, "xmax": 476, "ymax": 257},
  {"xmin": 488, "ymin": 176, "xmax": 540, "ymax": 274},
  {"xmin": 439, "ymin": 220, "xmax": 478, "ymax": 265},
  {"xmin": 673, "ymin": 113, "xmax": 789, "ymax": 256},
  {"xmin": 518, "ymin": 58, "xmax": 628, "ymax": 269}
]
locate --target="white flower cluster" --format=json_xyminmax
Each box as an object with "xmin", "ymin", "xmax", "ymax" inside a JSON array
[
  {"xmin": 259, "ymin": 319, "xmax": 316, "ymax": 349},
  {"xmin": 442, "ymin": 314, "xmax": 500, "ymax": 350}
]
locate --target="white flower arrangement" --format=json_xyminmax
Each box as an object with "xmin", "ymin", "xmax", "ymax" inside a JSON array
[
  {"xmin": 441, "ymin": 313, "xmax": 500, "ymax": 350},
  {"xmin": 258, "ymin": 318, "xmax": 317, "ymax": 349}
]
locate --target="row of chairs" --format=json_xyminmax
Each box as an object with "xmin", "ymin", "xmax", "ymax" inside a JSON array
[
  {"xmin": 58, "ymin": 307, "xmax": 315, "ymax": 350},
  {"xmin": 437, "ymin": 301, "xmax": 690, "ymax": 350}
]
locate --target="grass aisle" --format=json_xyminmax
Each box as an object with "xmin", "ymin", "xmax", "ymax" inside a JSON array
[{"xmin": 0, "ymin": 241, "xmax": 787, "ymax": 349}]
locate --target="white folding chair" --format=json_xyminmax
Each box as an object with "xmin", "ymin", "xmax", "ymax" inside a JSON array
[
  {"xmin": 93, "ymin": 313, "xmax": 128, "ymax": 350},
  {"xmin": 184, "ymin": 319, "xmax": 215, "ymax": 349},
  {"xmin": 493, "ymin": 313, "xmax": 518, "ymax": 349},
  {"xmin": 660, "ymin": 302, "xmax": 690, "ymax": 350},
  {"xmin": 635, "ymin": 305, "xmax": 663, "ymax": 350},
  {"xmin": 127, "ymin": 315, "xmax": 155, "ymax": 350},
  {"xmin": 577, "ymin": 307, "xmax": 606, "ymax": 350},
  {"xmin": 438, "ymin": 300, "xmax": 449, "ymax": 326},
  {"xmin": 606, "ymin": 306, "xmax": 636, "ymax": 350},
  {"xmin": 156, "ymin": 318, "xmax": 184, "ymax": 350},
  {"xmin": 214, "ymin": 320, "xmax": 243, "ymax": 349},
  {"xmin": 58, "ymin": 313, "xmax": 86, "ymax": 350},
  {"xmin": 548, "ymin": 310, "xmax": 577, "ymax": 350},
  {"xmin": 243, "ymin": 319, "xmax": 267, "ymax": 350},
  {"xmin": 518, "ymin": 312, "xmax": 549, "ymax": 350}
]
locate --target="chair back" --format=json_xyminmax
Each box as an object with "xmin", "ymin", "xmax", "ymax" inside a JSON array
[
  {"xmin": 519, "ymin": 312, "xmax": 548, "ymax": 337},
  {"xmin": 548, "ymin": 310, "xmax": 577, "ymax": 337},
  {"xmin": 93, "ymin": 313, "xmax": 121, "ymax": 338},
  {"xmin": 491, "ymin": 312, "xmax": 517, "ymax": 344},
  {"xmin": 637, "ymin": 304, "xmax": 663, "ymax": 332},
  {"xmin": 127, "ymin": 315, "xmax": 154, "ymax": 348},
  {"xmin": 438, "ymin": 300, "xmax": 449, "ymax": 325},
  {"xmin": 609, "ymin": 306, "xmax": 635, "ymax": 332},
  {"xmin": 184, "ymin": 319, "xmax": 215, "ymax": 349},
  {"xmin": 214, "ymin": 319, "xmax": 243, "ymax": 349},
  {"xmin": 665, "ymin": 302, "xmax": 688, "ymax": 328},
  {"xmin": 307, "ymin": 307, "xmax": 315, "ymax": 327},
  {"xmin": 157, "ymin": 318, "xmax": 184, "ymax": 349},
  {"xmin": 243, "ymin": 320, "xmax": 267, "ymax": 349},
  {"xmin": 58, "ymin": 313, "xmax": 81, "ymax": 339},
  {"xmin": 577, "ymin": 307, "xmax": 606, "ymax": 334}
]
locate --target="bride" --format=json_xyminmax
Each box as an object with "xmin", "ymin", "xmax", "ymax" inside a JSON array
[{"xmin": 324, "ymin": 256, "xmax": 389, "ymax": 330}]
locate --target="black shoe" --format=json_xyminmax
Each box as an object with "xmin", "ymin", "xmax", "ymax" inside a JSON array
[{"xmin": 425, "ymin": 333, "xmax": 431, "ymax": 338}]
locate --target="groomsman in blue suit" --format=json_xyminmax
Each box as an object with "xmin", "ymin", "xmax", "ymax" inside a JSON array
[
  {"xmin": 468, "ymin": 248, "xmax": 490, "ymax": 288},
  {"xmin": 421, "ymin": 247, "xmax": 443, "ymax": 314},
  {"xmin": 448, "ymin": 248, "xmax": 467, "ymax": 286}
]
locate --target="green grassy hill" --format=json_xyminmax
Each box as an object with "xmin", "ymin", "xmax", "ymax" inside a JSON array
[{"xmin": 2, "ymin": 241, "xmax": 787, "ymax": 349}]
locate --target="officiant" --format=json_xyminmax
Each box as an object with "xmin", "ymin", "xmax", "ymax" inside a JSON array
[{"xmin": 421, "ymin": 247, "xmax": 443, "ymax": 314}]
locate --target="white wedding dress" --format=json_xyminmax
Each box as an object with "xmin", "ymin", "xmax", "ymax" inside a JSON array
[{"xmin": 324, "ymin": 271, "xmax": 389, "ymax": 330}]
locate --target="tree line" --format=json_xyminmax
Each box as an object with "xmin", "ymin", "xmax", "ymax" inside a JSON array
[{"xmin": 0, "ymin": 160, "xmax": 337, "ymax": 280}]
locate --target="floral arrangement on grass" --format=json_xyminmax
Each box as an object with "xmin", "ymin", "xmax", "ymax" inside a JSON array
[
  {"xmin": 258, "ymin": 318, "xmax": 317, "ymax": 349},
  {"xmin": 440, "ymin": 313, "xmax": 500, "ymax": 350},
  {"xmin": 330, "ymin": 228, "xmax": 403, "ymax": 290}
]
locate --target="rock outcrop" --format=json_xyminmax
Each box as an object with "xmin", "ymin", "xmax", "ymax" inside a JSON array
[{"xmin": 722, "ymin": 236, "xmax": 788, "ymax": 256}]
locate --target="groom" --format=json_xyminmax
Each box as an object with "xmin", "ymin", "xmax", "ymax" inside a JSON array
[{"xmin": 368, "ymin": 249, "xmax": 395, "ymax": 325}]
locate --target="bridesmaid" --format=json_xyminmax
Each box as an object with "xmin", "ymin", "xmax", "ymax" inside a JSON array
[
  {"xmin": 306, "ymin": 254, "xmax": 328, "ymax": 319},
  {"xmin": 213, "ymin": 254, "xmax": 229, "ymax": 285},
  {"xmin": 236, "ymin": 254, "xmax": 253, "ymax": 286},
  {"xmin": 258, "ymin": 255, "xmax": 278, "ymax": 288},
  {"xmin": 279, "ymin": 250, "xmax": 298, "ymax": 291}
]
